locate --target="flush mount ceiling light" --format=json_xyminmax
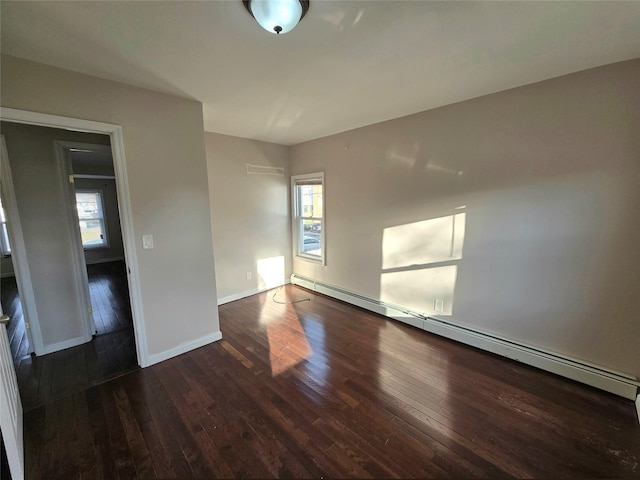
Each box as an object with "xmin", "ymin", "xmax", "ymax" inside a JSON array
[{"xmin": 243, "ymin": 0, "xmax": 310, "ymax": 35}]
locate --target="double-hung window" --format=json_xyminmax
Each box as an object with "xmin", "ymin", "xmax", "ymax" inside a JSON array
[
  {"xmin": 75, "ymin": 190, "xmax": 109, "ymax": 249},
  {"xmin": 0, "ymin": 196, "xmax": 11, "ymax": 256},
  {"xmin": 292, "ymin": 173, "xmax": 325, "ymax": 264}
]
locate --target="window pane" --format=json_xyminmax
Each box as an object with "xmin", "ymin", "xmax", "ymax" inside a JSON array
[
  {"xmin": 76, "ymin": 192, "xmax": 102, "ymax": 220},
  {"xmin": 300, "ymin": 185, "xmax": 322, "ymax": 218},
  {"xmin": 79, "ymin": 219, "xmax": 106, "ymax": 246},
  {"xmin": 76, "ymin": 191, "xmax": 107, "ymax": 248},
  {"xmin": 302, "ymin": 220, "xmax": 322, "ymax": 256}
]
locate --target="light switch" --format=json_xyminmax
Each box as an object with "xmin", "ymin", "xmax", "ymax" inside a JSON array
[{"xmin": 142, "ymin": 234, "xmax": 154, "ymax": 249}]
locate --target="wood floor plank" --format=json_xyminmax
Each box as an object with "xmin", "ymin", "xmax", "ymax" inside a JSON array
[
  {"xmin": 11, "ymin": 261, "xmax": 138, "ymax": 411},
  {"xmin": 22, "ymin": 285, "xmax": 640, "ymax": 479}
]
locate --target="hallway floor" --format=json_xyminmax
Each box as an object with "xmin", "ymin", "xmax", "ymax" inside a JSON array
[{"xmin": 4, "ymin": 260, "xmax": 138, "ymax": 411}]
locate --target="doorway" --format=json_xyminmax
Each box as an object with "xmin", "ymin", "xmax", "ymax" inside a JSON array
[{"xmin": 0, "ymin": 118, "xmax": 144, "ymax": 410}]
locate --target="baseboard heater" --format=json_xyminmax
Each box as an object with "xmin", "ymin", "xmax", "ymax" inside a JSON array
[{"xmin": 291, "ymin": 274, "xmax": 639, "ymax": 401}]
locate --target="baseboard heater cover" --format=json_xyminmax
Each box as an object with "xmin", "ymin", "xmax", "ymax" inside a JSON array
[{"xmin": 291, "ymin": 274, "xmax": 639, "ymax": 401}]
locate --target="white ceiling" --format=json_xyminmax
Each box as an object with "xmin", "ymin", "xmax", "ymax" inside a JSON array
[{"xmin": 2, "ymin": 1, "xmax": 640, "ymax": 146}]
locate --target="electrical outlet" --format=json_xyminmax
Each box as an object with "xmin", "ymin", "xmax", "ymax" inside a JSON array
[
  {"xmin": 142, "ymin": 234, "xmax": 154, "ymax": 249},
  {"xmin": 246, "ymin": 271, "xmax": 252, "ymax": 280},
  {"xmin": 434, "ymin": 299, "xmax": 444, "ymax": 312}
]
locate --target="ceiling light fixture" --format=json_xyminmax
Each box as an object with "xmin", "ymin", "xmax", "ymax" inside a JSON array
[{"xmin": 243, "ymin": 0, "xmax": 310, "ymax": 35}]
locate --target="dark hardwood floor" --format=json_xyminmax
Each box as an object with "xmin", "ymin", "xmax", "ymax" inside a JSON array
[
  {"xmin": 8, "ymin": 260, "xmax": 137, "ymax": 411},
  {"xmin": 23, "ymin": 285, "xmax": 640, "ymax": 479},
  {"xmin": 1, "ymin": 274, "xmax": 29, "ymax": 361},
  {"xmin": 88, "ymin": 261, "xmax": 134, "ymax": 336}
]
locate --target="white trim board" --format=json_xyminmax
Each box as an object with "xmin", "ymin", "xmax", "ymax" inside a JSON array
[
  {"xmin": 636, "ymin": 395, "xmax": 640, "ymax": 425},
  {"xmin": 217, "ymin": 280, "xmax": 291, "ymax": 306},
  {"xmin": 39, "ymin": 334, "xmax": 92, "ymax": 356},
  {"xmin": 291, "ymin": 274, "xmax": 639, "ymax": 401},
  {"xmin": 147, "ymin": 331, "xmax": 222, "ymax": 367}
]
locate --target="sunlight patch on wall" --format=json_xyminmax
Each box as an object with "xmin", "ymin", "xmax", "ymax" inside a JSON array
[
  {"xmin": 257, "ymin": 255, "xmax": 285, "ymax": 289},
  {"xmin": 381, "ymin": 212, "xmax": 466, "ymax": 317},
  {"xmin": 382, "ymin": 213, "xmax": 465, "ymax": 269},
  {"xmin": 381, "ymin": 266, "xmax": 458, "ymax": 316}
]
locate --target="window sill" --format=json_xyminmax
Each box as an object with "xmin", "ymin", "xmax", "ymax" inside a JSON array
[{"xmin": 296, "ymin": 253, "xmax": 325, "ymax": 265}]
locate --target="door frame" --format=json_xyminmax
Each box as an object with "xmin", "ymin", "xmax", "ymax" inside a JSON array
[
  {"xmin": 0, "ymin": 107, "xmax": 149, "ymax": 367},
  {"xmin": 54, "ymin": 141, "xmax": 106, "ymax": 341},
  {"xmin": 0, "ymin": 303, "xmax": 24, "ymax": 480}
]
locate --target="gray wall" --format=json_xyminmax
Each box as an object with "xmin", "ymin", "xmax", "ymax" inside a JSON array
[
  {"xmin": 205, "ymin": 132, "xmax": 291, "ymax": 301},
  {"xmin": 0, "ymin": 121, "xmax": 110, "ymax": 347},
  {"xmin": 290, "ymin": 59, "xmax": 640, "ymax": 378},
  {"xmin": 0, "ymin": 257, "xmax": 14, "ymax": 277},
  {"xmin": 1, "ymin": 54, "xmax": 221, "ymax": 360}
]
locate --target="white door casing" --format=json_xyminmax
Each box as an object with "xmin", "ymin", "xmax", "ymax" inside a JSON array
[
  {"xmin": 0, "ymin": 137, "xmax": 25, "ymax": 480},
  {"xmin": 0, "ymin": 311, "xmax": 24, "ymax": 480}
]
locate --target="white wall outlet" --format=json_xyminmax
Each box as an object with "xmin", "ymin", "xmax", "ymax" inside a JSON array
[
  {"xmin": 142, "ymin": 234, "xmax": 154, "ymax": 249},
  {"xmin": 246, "ymin": 271, "xmax": 252, "ymax": 280},
  {"xmin": 434, "ymin": 299, "xmax": 444, "ymax": 312}
]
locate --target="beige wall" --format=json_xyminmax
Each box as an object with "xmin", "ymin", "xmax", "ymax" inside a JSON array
[
  {"xmin": 1, "ymin": 54, "xmax": 220, "ymax": 359},
  {"xmin": 290, "ymin": 59, "xmax": 640, "ymax": 378},
  {"xmin": 205, "ymin": 132, "xmax": 291, "ymax": 301}
]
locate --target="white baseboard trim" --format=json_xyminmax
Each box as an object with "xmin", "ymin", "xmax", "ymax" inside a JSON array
[
  {"xmin": 147, "ymin": 331, "xmax": 222, "ymax": 367},
  {"xmin": 291, "ymin": 274, "xmax": 639, "ymax": 401},
  {"xmin": 84, "ymin": 256, "xmax": 125, "ymax": 265},
  {"xmin": 39, "ymin": 334, "xmax": 92, "ymax": 356},
  {"xmin": 217, "ymin": 281, "xmax": 291, "ymax": 306}
]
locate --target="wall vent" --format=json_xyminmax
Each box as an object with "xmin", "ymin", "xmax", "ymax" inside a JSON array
[{"xmin": 246, "ymin": 164, "xmax": 284, "ymax": 176}]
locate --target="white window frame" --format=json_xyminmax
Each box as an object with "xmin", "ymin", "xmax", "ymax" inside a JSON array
[
  {"xmin": 291, "ymin": 172, "xmax": 325, "ymax": 265},
  {"xmin": 75, "ymin": 188, "xmax": 109, "ymax": 249}
]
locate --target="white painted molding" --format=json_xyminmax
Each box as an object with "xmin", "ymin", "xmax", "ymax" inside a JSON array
[
  {"xmin": 147, "ymin": 331, "xmax": 222, "ymax": 367},
  {"xmin": 635, "ymin": 394, "xmax": 640, "ymax": 426},
  {"xmin": 291, "ymin": 274, "xmax": 640, "ymax": 401},
  {"xmin": 0, "ymin": 108, "xmax": 120, "ymax": 134},
  {"xmin": 110, "ymin": 127, "xmax": 148, "ymax": 367},
  {"xmin": 217, "ymin": 280, "xmax": 291, "ymax": 306},
  {"xmin": 0, "ymin": 108, "xmax": 149, "ymax": 368},
  {"xmin": 74, "ymin": 174, "xmax": 116, "ymax": 180},
  {"xmin": 40, "ymin": 334, "xmax": 92, "ymax": 356}
]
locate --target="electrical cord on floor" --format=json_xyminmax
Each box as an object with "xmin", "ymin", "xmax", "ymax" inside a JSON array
[{"xmin": 272, "ymin": 286, "xmax": 311, "ymax": 305}]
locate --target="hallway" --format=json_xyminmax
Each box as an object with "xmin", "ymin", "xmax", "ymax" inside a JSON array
[{"xmin": 4, "ymin": 260, "xmax": 137, "ymax": 411}]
